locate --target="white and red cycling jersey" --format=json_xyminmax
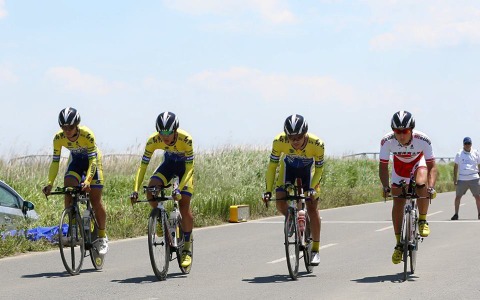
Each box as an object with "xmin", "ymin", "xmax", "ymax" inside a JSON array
[{"xmin": 379, "ymin": 130, "xmax": 435, "ymax": 185}]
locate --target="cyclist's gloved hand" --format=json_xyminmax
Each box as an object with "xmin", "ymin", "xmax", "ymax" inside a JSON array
[
  {"xmin": 42, "ymin": 185, "xmax": 52, "ymax": 196},
  {"xmin": 130, "ymin": 192, "xmax": 138, "ymax": 205},
  {"xmin": 173, "ymin": 189, "xmax": 182, "ymax": 201},
  {"xmin": 427, "ymin": 187, "xmax": 437, "ymax": 199},
  {"xmin": 382, "ymin": 186, "xmax": 391, "ymax": 199},
  {"xmin": 307, "ymin": 188, "xmax": 317, "ymax": 198},
  {"xmin": 262, "ymin": 192, "xmax": 272, "ymax": 207}
]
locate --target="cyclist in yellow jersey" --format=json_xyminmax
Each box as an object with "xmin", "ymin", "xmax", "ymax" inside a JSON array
[
  {"xmin": 130, "ymin": 111, "xmax": 194, "ymax": 268},
  {"xmin": 262, "ymin": 114, "xmax": 324, "ymax": 266},
  {"xmin": 42, "ymin": 107, "xmax": 108, "ymax": 255}
]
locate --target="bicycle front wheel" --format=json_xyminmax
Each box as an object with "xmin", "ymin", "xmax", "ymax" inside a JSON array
[
  {"xmin": 59, "ymin": 207, "xmax": 85, "ymax": 275},
  {"xmin": 148, "ymin": 208, "xmax": 170, "ymax": 281},
  {"xmin": 402, "ymin": 213, "xmax": 410, "ymax": 281},
  {"xmin": 176, "ymin": 215, "xmax": 193, "ymax": 274},
  {"xmin": 284, "ymin": 208, "xmax": 299, "ymax": 280},
  {"xmin": 410, "ymin": 211, "xmax": 418, "ymax": 274},
  {"xmin": 303, "ymin": 215, "xmax": 313, "ymax": 273}
]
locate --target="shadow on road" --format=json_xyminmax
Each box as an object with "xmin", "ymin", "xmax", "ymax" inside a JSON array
[
  {"xmin": 352, "ymin": 273, "xmax": 418, "ymax": 283},
  {"xmin": 242, "ymin": 272, "xmax": 315, "ymax": 284},
  {"xmin": 111, "ymin": 272, "xmax": 187, "ymax": 284}
]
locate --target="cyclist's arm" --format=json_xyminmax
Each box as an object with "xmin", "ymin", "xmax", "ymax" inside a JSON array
[
  {"xmin": 265, "ymin": 143, "xmax": 280, "ymax": 193},
  {"xmin": 426, "ymin": 160, "xmax": 437, "ymax": 188},
  {"xmin": 84, "ymin": 144, "xmax": 98, "ymax": 186},
  {"xmin": 134, "ymin": 141, "xmax": 156, "ymax": 192},
  {"xmin": 47, "ymin": 137, "xmax": 62, "ymax": 186},
  {"xmin": 310, "ymin": 140, "xmax": 325, "ymax": 190},
  {"xmin": 179, "ymin": 160, "xmax": 193, "ymax": 191},
  {"xmin": 379, "ymin": 162, "xmax": 390, "ymax": 188}
]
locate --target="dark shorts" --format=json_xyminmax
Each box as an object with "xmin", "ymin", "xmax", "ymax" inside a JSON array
[
  {"xmin": 275, "ymin": 163, "xmax": 312, "ymax": 192},
  {"xmin": 65, "ymin": 154, "xmax": 104, "ymax": 188},
  {"xmin": 456, "ymin": 179, "xmax": 480, "ymax": 197},
  {"xmin": 152, "ymin": 159, "xmax": 193, "ymax": 196}
]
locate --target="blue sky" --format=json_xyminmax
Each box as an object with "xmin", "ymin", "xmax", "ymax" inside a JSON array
[{"xmin": 1, "ymin": 0, "xmax": 479, "ymax": 159}]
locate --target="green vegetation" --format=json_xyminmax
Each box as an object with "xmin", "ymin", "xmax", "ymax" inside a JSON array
[{"xmin": 0, "ymin": 148, "xmax": 454, "ymax": 258}]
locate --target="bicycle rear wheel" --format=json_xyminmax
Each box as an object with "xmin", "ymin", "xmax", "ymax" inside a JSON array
[
  {"xmin": 176, "ymin": 215, "xmax": 193, "ymax": 274},
  {"xmin": 303, "ymin": 215, "xmax": 313, "ymax": 273},
  {"xmin": 89, "ymin": 213, "xmax": 105, "ymax": 270},
  {"xmin": 148, "ymin": 208, "xmax": 170, "ymax": 281},
  {"xmin": 59, "ymin": 207, "xmax": 85, "ymax": 275},
  {"xmin": 284, "ymin": 208, "xmax": 299, "ymax": 280}
]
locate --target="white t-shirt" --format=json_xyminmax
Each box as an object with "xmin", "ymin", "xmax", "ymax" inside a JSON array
[{"xmin": 454, "ymin": 149, "xmax": 480, "ymax": 181}]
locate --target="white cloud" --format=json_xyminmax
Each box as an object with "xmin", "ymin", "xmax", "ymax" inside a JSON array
[
  {"xmin": 0, "ymin": 0, "xmax": 7, "ymax": 19},
  {"xmin": 163, "ymin": 0, "xmax": 295, "ymax": 24},
  {"xmin": 365, "ymin": 0, "xmax": 480, "ymax": 49},
  {"xmin": 0, "ymin": 66, "xmax": 18, "ymax": 84},
  {"xmin": 189, "ymin": 67, "xmax": 356, "ymax": 104},
  {"xmin": 45, "ymin": 67, "xmax": 125, "ymax": 95}
]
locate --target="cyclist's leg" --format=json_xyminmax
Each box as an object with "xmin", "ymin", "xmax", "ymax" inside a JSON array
[
  {"xmin": 179, "ymin": 194, "xmax": 193, "ymax": 236},
  {"xmin": 90, "ymin": 188, "xmax": 106, "ymax": 234},
  {"xmin": 89, "ymin": 158, "xmax": 106, "ymax": 234},
  {"xmin": 275, "ymin": 190, "xmax": 288, "ymax": 215},
  {"xmin": 147, "ymin": 177, "xmax": 164, "ymax": 208},
  {"xmin": 305, "ymin": 199, "xmax": 320, "ymax": 241},
  {"xmin": 63, "ymin": 155, "xmax": 83, "ymax": 208},
  {"xmin": 275, "ymin": 160, "xmax": 291, "ymax": 216},
  {"xmin": 414, "ymin": 166, "xmax": 429, "ymax": 215}
]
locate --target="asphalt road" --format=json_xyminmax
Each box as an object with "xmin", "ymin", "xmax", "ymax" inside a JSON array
[{"xmin": 1, "ymin": 191, "xmax": 480, "ymax": 300}]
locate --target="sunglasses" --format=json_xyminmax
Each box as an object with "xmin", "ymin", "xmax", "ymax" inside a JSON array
[
  {"xmin": 393, "ymin": 128, "xmax": 411, "ymax": 135},
  {"xmin": 464, "ymin": 143, "xmax": 472, "ymax": 145},
  {"xmin": 287, "ymin": 134, "xmax": 305, "ymax": 142},
  {"xmin": 61, "ymin": 125, "xmax": 76, "ymax": 131},
  {"xmin": 159, "ymin": 130, "xmax": 174, "ymax": 136}
]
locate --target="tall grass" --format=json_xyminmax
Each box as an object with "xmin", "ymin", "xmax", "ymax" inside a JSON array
[{"xmin": 0, "ymin": 148, "xmax": 454, "ymax": 257}]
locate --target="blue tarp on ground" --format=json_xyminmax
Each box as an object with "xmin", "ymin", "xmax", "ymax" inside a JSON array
[{"xmin": 2, "ymin": 224, "xmax": 68, "ymax": 242}]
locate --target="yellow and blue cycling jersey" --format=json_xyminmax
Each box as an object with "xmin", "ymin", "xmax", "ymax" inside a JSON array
[
  {"xmin": 266, "ymin": 133, "xmax": 325, "ymax": 193},
  {"xmin": 47, "ymin": 125, "xmax": 104, "ymax": 187},
  {"xmin": 134, "ymin": 129, "xmax": 194, "ymax": 195}
]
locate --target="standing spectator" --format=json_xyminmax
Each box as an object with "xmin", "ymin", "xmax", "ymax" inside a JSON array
[{"xmin": 451, "ymin": 137, "xmax": 480, "ymax": 220}]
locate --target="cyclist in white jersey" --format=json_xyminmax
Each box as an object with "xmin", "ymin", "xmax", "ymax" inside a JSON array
[{"xmin": 379, "ymin": 110, "xmax": 437, "ymax": 264}]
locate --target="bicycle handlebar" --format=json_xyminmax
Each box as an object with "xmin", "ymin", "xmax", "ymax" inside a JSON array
[{"xmin": 48, "ymin": 186, "xmax": 86, "ymax": 196}]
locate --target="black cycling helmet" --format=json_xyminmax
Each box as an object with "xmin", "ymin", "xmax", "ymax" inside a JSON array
[
  {"xmin": 284, "ymin": 114, "xmax": 308, "ymax": 135},
  {"xmin": 58, "ymin": 107, "xmax": 81, "ymax": 127},
  {"xmin": 391, "ymin": 110, "xmax": 415, "ymax": 130},
  {"xmin": 156, "ymin": 111, "xmax": 179, "ymax": 133}
]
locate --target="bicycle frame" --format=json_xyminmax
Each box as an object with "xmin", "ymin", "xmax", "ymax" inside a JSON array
[
  {"xmin": 274, "ymin": 178, "xmax": 314, "ymax": 280},
  {"xmin": 392, "ymin": 179, "xmax": 428, "ymax": 281},
  {"xmin": 136, "ymin": 178, "xmax": 192, "ymax": 280},
  {"xmin": 49, "ymin": 186, "xmax": 104, "ymax": 275}
]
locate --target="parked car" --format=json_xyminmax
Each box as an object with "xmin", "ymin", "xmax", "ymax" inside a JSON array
[{"xmin": 0, "ymin": 180, "xmax": 38, "ymax": 229}]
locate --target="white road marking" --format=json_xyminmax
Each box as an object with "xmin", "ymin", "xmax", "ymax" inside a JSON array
[
  {"xmin": 267, "ymin": 243, "xmax": 338, "ymax": 264},
  {"xmin": 376, "ymin": 226, "xmax": 393, "ymax": 232},
  {"xmin": 427, "ymin": 211, "xmax": 443, "ymax": 217}
]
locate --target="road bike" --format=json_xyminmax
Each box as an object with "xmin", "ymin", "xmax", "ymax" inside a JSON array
[
  {"xmin": 49, "ymin": 186, "xmax": 105, "ymax": 275},
  {"xmin": 272, "ymin": 178, "xmax": 314, "ymax": 280},
  {"xmin": 134, "ymin": 179, "xmax": 192, "ymax": 281},
  {"xmin": 390, "ymin": 179, "xmax": 430, "ymax": 281}
]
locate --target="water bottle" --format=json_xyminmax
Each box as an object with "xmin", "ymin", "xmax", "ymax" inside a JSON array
[
  {"xmin": 168, "ymin": 211, "xmax": 177, "ymax": 246},
  {"xmin": 83, "ymin": 209, "xmax": 91, "ymax": 232},
  {"xmin": 298, "ymin": 210, "xmax": 306, "ymax": 232}
]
